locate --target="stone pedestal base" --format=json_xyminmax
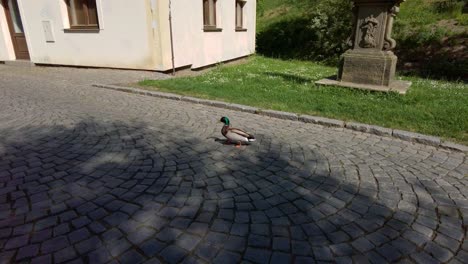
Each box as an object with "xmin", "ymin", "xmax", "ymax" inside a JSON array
[
  {"xmin": 339, "ymin": 50, "xmax": 397, "ymax": 86},
  {"xmin": 316, "ymin": 48, "xmax": 412, "ymax": 94},
  {"xmin": 315, "ymin": 77, "xmax": 411, "ymax": 94}
]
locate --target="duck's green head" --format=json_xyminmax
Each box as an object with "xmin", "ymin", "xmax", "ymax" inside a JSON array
[{"xmin": 220, "ymin": 116, "xmax": 230, "ymax": 125}]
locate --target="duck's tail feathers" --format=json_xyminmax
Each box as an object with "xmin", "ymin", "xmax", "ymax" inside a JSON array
[{"xmin": 248, "ymin": 135, "xmax": 256, "ymax": 142}]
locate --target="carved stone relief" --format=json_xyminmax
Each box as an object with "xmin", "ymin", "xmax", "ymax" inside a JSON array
[{"xmin": 359, "ymin": 15, "xmax": 379, "ymax": 48}]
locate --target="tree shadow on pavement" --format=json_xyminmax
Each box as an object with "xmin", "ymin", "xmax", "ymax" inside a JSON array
[{"xmin": 0, "ymin": 119, "xmax": 463, "ymax": 263}]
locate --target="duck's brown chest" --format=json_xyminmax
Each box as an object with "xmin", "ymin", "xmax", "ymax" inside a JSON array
[{"xmin": 221, "ymin": 125, "xmax": 229, "ymax": 137}]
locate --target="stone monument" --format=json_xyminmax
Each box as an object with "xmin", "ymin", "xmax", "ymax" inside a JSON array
[{"xmin": 317, "ymin": 0, "xmax": 411, "ymax": 94}]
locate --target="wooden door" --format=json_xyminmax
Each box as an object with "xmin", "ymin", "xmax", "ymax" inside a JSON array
[{"xmin": 3, "ymin": 0, "xmax": 29, "ymax": 60}]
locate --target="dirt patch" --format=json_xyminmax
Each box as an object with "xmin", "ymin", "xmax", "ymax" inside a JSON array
[
  {"xmin": 398, "ymin": 32, "xmax": 468, "ymax": 80},
  {"xmin": 436, "ymin": 19, "xmax": 467, "ymax": 34},
  {"xmin": 262, "ymin": 6, "xmax": 291, "ymax": 20}
]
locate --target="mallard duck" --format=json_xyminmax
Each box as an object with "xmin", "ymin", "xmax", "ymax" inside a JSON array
[{"xmin": 220, "ymin": 116, "xmax": 256, "ymax": 147}]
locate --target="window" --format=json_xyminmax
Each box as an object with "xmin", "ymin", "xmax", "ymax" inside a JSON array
[
  {"xmin": 203, "ymin": 0, "xmax": 220, "ymax": 31},
  {"xmin": 235, "ymin": 0, "xmax": 246, "ymax": 31},
  {"xmin": 66, "ymin": 0, "xmax": 99, "ymax": 29}
]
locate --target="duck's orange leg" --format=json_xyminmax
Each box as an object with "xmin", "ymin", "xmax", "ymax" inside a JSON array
[{"xmin": 235, "ymin": 142, "xmax": 242, "ymax": 148}]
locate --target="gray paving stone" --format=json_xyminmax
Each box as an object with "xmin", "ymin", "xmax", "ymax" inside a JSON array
[
  {"xmin": 140, "ymin": 239, "xmax": 166, "ymax": 257},
  {"xmin": 435, "ymin": 233, "xmax": 460, "ymax": 251},
  {"xmin": 330, "ymin": 243, "xmax": 354, "ymax": 256},
  {"xmin": 31, "ymin": 254, "xmax": 52, "ymax": 264},
  {"xmin": 16, "ymin": 244, "xmax": 40, "ymax": 260},
  {"xmin": 335, "ymin": 256, "xmax": 353, "ymax": 264},
  {"xmin": 411, "ymin": 251, "xmax": 439, "ymax": 264},
  {"xmin": 31, "ymin": 229, "xmax": 52, "ymax": 243},
  {"xmin": 273, "ymin": 237, "xmax": 290, "ymax": 252},
  {"xmin": 213, "ymin": 250, "xmax": 241, "ymax": 264},
  {"xmin": 270, "ymin": 252, "xmax": 291, "ymax": 264},
  {"xmin": 175, "ymin": 233, "xmax": 202, "ymax": 252},
  {"xmin": 312, "ymin": 246, "xmax": 333, "ymax": 261},
  {"xmin": 293, "ymin": 257, "xmax": 314, "ymax": 264},
  {"xmin": 424, "ymin": 241, "xmax": 454, "ymax": 262},
  {"xmin": 54, "ymin": 246, "xmax": 77, "ymax": 263},
  {"xmin": 87, "ymin": 247, "xmax": 112, "ymax": 263},
  {"xmin": 0, "ymin": 66, "xmax": 466, "ymax": 263},
  {"xmin": 223, "ymin": 236, "xmax": 246, "ymax": 252},
  {"xmin": 156, "ymin": 228, "xmax": 183, "ymax": 242},
  {"xmin": 4, "ymin": 235, "xmax": 29, "ymax": 249},
  {"xmin": 365, "ymin": 250, "xmax": 389, "ymax": 264},
  {"xmin": 244, "ymin": 247, "xmax": 271, "ymax": 264},
  {"xmin": 352, "ymin": 237, "xmax": 375, "ymax": 253},
  {"xmin": 376, "ymin": 244, "xmax": 401, "ymax": 262},
  {"xmin": 160, "ymin": 245, "xmax": 188, "ymax": 263},
  {"xmin": 211, "ymin": 219, "xmax": 232, "ymax": 233},
  {"xmin": 106, "ymin": 238, "xmax": 132, "ymax": 257},
  {"xmin": 248, "ymin": 234, "xmax": 271, "ymax": 248},
  {"xmin": 41, "ymin": 236, "xmax": 69, "ymax": 254},
  {"xmin": 195, "ymin": 242, "xmax": 219, "ymax": 261},
  {"xmin": 391, "ymin": 238, "xmax": 417, "ymax": 255},
  {"xmin": 403, "ymin": 230, "xmax": 431, "ymax": 247},
  {"xmin": 120, "ymin": 249, "xmax": 146, "ymax": 264},
  {"xmin": 68, "ymin": 227, "xmax": 90, "ymax": 244},
  {"xmin": 127, "ymin": 227, "xmax": 156, "ymax": 245},
  {"xmin": 75, "ymin": 236, "xmax": 103, "ymax": 254},
  {"xmin": 292, "ymin": 240, "xmax": 312, "ymax": 256}
]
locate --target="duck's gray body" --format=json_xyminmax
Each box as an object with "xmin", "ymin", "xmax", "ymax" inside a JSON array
[{"xmin": 221, "ymin": 125, "xmax": 256, "ymax": 143}]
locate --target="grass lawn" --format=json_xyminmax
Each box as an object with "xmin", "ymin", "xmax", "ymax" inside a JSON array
[{"xmin": 140, "ymin": 56, "xmax": 468, "ymax": 144}]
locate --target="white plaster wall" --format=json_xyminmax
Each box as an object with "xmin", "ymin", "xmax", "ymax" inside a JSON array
[
  {"xmin": 0, "ymin": 3, "xmax": 15, "ymax": 60},
  {"xmin": 1, "ymin": 0, "xmax": 256, "ymax": 70},
  {"xmin": 169, "ymin": 0, "xmax": 256, "ymax": 70},
  {"xmin": 16, "ymin": 0, "xmax": 157, "ymax": 69}
]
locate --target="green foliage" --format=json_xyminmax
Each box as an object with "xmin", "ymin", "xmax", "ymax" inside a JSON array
[
  {"xmin": 140, "ymin": 56, "xmax": 468, "ymax": 144},
  {"xmin": 257, "ymin": 0, "xmax": 353, "ymax": 64},
  {"xmin": 394, "ymin": 0, "xmax": 468, "ymax": 80},
  {"xmin": 432, "ymin": 0, "xmax": 465, "ymax": 13},
  {"xmin": 256, "ymin": 0, "xmax": 265, "ymax": 16},
  {"xmin": 257, "ymin": 0, "xmax": 468, "ymax": 80}
]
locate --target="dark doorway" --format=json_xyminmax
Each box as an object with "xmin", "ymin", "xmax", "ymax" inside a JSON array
[{"xmin": 2, "ymin": 0, "xmax": 30, "ymax": 60}]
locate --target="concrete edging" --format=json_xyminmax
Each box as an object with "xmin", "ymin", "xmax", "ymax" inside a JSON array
[{"xmin": 93, "ymin": 84, "xmax": 468, "ymax": 153}]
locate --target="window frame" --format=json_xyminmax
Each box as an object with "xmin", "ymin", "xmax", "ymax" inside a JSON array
[
  {"xmin": 235, "ymin": 0, "xmax": 247, "ymax": 31},
  {"xmin": 203, "ymin": 0, "xmax": 221, "ymax": 32},
  {"xmin": 65, "ymin": 0, "xmax": 99, "ymax": 30}
]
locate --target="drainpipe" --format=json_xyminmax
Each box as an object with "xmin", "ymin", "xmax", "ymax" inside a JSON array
[{"xmin": 168, "ymin": 0, "xmax": 176, "ymax": 75}]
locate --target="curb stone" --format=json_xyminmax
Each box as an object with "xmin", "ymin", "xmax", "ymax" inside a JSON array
[
  {"xmin": 345, "ymin": 122, "xmax": 370, "ymax": 132},
  {"xmin": 259, "ymin": 110, "xmax": 298, "ymax": 121},
  {"xmin": 226, "ymin": 104, "xmax": 257, "ymax": 114},
  {"xmin": 93, "ymin": 84, "xmax": 467, "ymax": 153},
  {"xmin": 299, "ymin": 115, "xmax": 344, "ymax": 128},
  {"xmin": 440, "ymin": 142, "xmax": 468, "ymax": 153},
  {"xmin": 369, "ymin": 125, "xmax": 393, "ymax": 137},
  {"xmin": 393, "ymin": 130, "xmax": 441, "ymax": 147}
]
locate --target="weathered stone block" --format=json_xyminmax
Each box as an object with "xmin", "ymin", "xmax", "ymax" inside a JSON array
[{"xmin": 340, "ymin": 50, "xmax": 397, "ymax": 86}]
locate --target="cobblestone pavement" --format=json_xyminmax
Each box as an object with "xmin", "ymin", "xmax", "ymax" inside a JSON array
[{"xmin": 0, "ymin": 65, "xmax": 467, "ymax": 264}]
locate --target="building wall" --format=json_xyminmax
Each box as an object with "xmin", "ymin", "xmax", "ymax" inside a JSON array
[
  {"xmin": 159, "ymin": 0, "xmax": 256, "ymax": 70},
  {"xmin": 0, "ymin": 0, "xmax": 256, "ymax": 71},
  {"xmin": 0, "ymin": 3, "xmax": 15, "ymax": 60},
  {"xmin": 0, "ymin": 0, "xmax": 158, "ymax": 70}
]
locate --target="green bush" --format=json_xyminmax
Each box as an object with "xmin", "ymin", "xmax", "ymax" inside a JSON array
[
  {"xmin": 257, "ymin": 0, "xmax": 353, "ymax": 64},
  {"xmin": 257, "ymin": 0, "xmax": 467, "ymax": 80},
  {"xmin": 432, "ymin": 0, "xmax": 465, "ymax": 13}
]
